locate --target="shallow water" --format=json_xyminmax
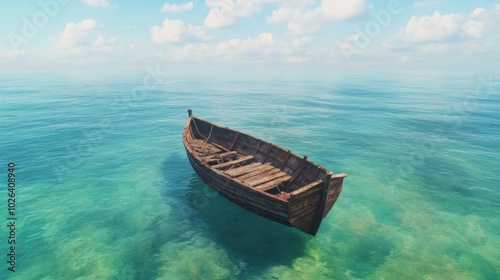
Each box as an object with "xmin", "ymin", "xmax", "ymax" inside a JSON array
[{"xmin": 1, "ymin": 71, "xmax": 499, "ymax": 279}]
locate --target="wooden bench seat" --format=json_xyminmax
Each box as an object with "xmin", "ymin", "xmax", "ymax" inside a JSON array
[
  {"xmin": 255, "ymin": 175, "xmax": 291, "ymax": 191},
  {"xmin": 225, "ymin": 162, "xmax": 262, "ymax": 177},
  {"xmin": 201, "ymin": 151, "xmax": 238, "ymax": 162},
  {"xmin": 237, "ymin": 164, "xmax": 275, "ymax": 180},
  {"xmin": 213, "ymin": 155, "xmax": 254, "ymax": 170},
  {"xmin": 247, "ymin": 170, "xmax": 288, "ymax": 187}
]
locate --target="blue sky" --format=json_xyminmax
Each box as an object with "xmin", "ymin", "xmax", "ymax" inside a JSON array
[{"xmin": 1, "ymin": 0, "xmax": 499, "ymax": 74}]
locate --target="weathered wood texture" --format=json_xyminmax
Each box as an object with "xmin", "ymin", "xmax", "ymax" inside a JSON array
[{"xmin": 182, "ymin": 112, "xmax": 346, "ymax": 235}]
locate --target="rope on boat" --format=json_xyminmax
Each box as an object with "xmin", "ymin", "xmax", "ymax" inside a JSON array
[
  {"xmin": 191, "ymin": 118, "xmax": 237, "ymax": 165},
  {"xmin": 192, "ymin": 118, "xmax": 214, "ymax": 156},
  {"xmin": 192, "ymin": 118, "xmax": 205, "ymax": 139},
  {"xmin": 205, "ymin": 124, "xmax": 213, "ymax": 146},
  {"xmin": 276, "ymin": 184, "xmax": 283, "ymax": 194}
]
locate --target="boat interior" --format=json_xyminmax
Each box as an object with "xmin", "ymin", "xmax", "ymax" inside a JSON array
[{"xmin": 185, "ymin": 116, "xmax": 328, "ymax": 198}]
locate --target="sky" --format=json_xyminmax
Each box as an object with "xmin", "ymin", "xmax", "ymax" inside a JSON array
[{"xmin": 0, "ymin": 0, "xmax": 499, "ymax": 75}]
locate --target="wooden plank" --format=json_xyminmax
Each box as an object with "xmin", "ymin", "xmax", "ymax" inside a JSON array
[
  {"xmin": 190, "ymin": 140, "xmax": 223, "ymax": 153},
  {"xmin": 224, "ymin": 162, "xmax": 262, "ymax": 177},
  {"xmin": 190, "ymin": 139, "xmax": 209, "ymax": 146},
  {"xmin": 213, "ymin": 155, "xmax": 254, "ymax": 169},
  {"xmin": 215, "ymin": 151, "xmax": 238, "ymax": 157},
  {"xmin": 210, "ymin": 141, "xmax": 230, "ymax": 152},
  {"xmin": 289, "ymin": 196, "xmax": 321, "ymax": 215},
  {"xmin": 194, "ymin": 148, "xmax": 222, "ymax": 156},
  {"xmin": 255, "ymin": 175, "xmax": 291, "ymax": 191},
  {"xmin": 213, "ymin": 189, "xmax": 289, "ymax": 220},
  {"xmin": 237, "ymin": 164, "xmax": 275, "ymax": 180},
  {"xmin": 201, "ymin": 151, "xmax": 238, "ymax": 162},
  {"xmin": 243, "ymin": 168, "xmax": 281, "ymax": 184},
  {"xmin": 229, "ymin": 163, "xmax": 264, "ymax": 177},
  {"xmin": 190, "ymin": 138, "xmax": 229, "ymax": 153},
  {"xmin": 193, "ymin": 163, "xmax": 291, "ymax": 213},
  {"xmin": 247, "ymin": 170, "xmax": 287, "ymax": 187},
  {"xmin": 289, "ymin": 180, "xmax": 323, "ymax": 198}
]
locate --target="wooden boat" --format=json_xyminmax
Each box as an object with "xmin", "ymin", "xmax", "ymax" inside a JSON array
[{"xmin": 182, "ymin": 109, "xmax": 346, "ymax": 235}]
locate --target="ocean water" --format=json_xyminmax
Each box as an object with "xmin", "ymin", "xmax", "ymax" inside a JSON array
[{"xmin": 0, "ymin": 71, "xmax": 499, "ymax": 279}]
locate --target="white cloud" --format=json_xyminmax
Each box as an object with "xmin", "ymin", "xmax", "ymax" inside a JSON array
[
  {"xmin": 267, "ymin": 0, "xmax": 318, "ymax": 24},
  {"xmin": 82, "ymin": 0, "xmax": 110, "ymax": 8},
  {"xmin": 171, "ymin": 44, "xmax": 210, "ymax": 61},
  {"xmin": 186, "ymin": 25, "xmax": 213, "ymax": 41},
  {"xmin": 161, "ymin": 1, "xmax": 194, "ymax": 13},
  {"xmin": 213, "ymin": 32, "xmax": 312, "ymax": 63},
  {"xmin": 391, "ymin": 6, "xmax": 500, "ymax": 46},
  {"xmin": 266, "ymin": 0, "xmax": 318, "ymax": 34},
  {"xmin": 205, "ymin": 8, "xmax": 233, "ymax": 28},
  {"xmin": 53, "ymin": 19, "xmax": 99, "ymax": 50},
  {"xmin": 464, "ymin": 5, "xmax": 500, "ymax": 38},
  {"xmin": 203, "ymin": 0, "xmax": 370, "ymax": 31},
  {"xmin": 204, "ymin": 0, "xmax": 280, "ymax": 28},
  {"xmin": 288, "ymin": 21, "xmax": 321, "ymax": 35},
  {"xmin": 463, "ymin": 20, "xmax": 485, "ymax": 39},
  {"xmin": 268, "ymin": 0, "xmax": 371, "ymax": 35},
  {"xmin": 320, "ymin": 0, "xmax": 370, "ymax": 20},
  {"xmin": 418, "ymin": 43, "xmax": 452, "ymax": 54},
  {"xmin": 7, "ymin": 50, "xmax": 26, "ymax": 58},
  {"xmin": 91, "ymin": 36, "xmax": 117, "ymax": 52},
  {"xmin": 158, "ymin": 32, "xmax": 312, "ymax": 64},
  {"xmin": 379, "ymin": 5, "xmax": 500, "ymax": 62},
  {"xmin": 400, "ymin": 12, "xmax": 462, "ymax": 43},
  {"xmin": 151, "ymin": 18, "xmax": 213, "ymax": 44},
  {"xmin": 53, "ymin": 19, "xmax": 121, "ymax": 55},
  {"xmin": 291, "ymin": 37, "xmax": 311, "ymax": 47},
  {"xmin": 471, "ymin": 7, "xmax": 489, "ymax": 18},
  {"xmin": 215, "ymin": 33, "xmax": 276, "ymax": 57},
  {"xmin": 151, "ymin": 19, "xmax": 185, "ymax": 43}
]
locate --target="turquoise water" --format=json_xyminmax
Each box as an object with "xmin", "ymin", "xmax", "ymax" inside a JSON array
[{"xmin": 1, "ymin": 71, "xmax": 499, "ymax": 279}]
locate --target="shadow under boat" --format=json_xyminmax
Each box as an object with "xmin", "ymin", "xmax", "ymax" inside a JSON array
[
  {"xmin": 160, "ymin": 155, "xmax": 309, "ymax": 270},
  {"xmin": 184, "ymin": 172, "xmax": 309, "ymax": 269}
]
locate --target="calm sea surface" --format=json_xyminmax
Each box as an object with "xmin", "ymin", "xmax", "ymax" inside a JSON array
[{"xmin": 0, "ymin": 71, "xmax": 499, "ymax": 279}]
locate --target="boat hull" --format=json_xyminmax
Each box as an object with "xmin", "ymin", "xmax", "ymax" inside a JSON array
[{"xmin": 184, "ymin": 148, "xmax": 291, "ymax": 225}]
